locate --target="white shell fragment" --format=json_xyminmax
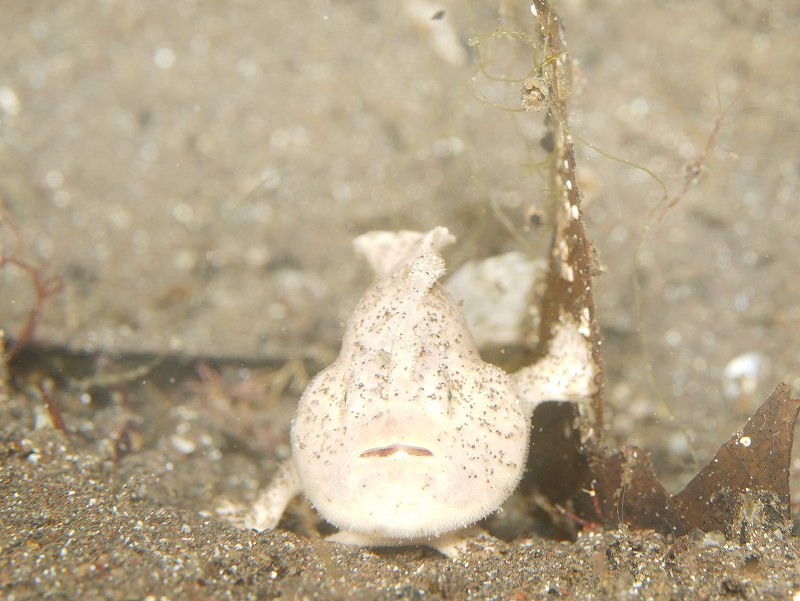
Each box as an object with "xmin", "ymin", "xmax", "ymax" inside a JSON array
[
  {"xmin": 402, "ymin": 0, "xmax": 468, "ymax": 66},
  {"xmin": 721, "ymin": 352, "xmax": 768, "ymax": 401},
  {"xmin": 445, "ymin": 252, "xmax": 545, "ymax": 348}
]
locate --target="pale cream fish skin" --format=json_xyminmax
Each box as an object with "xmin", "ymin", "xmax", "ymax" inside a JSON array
[{"xmin": 244, "ymin": 227, "xmax": 596, "ymax": 557}]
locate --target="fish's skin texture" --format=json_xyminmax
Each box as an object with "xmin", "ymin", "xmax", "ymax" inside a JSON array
[{"xmin": 246, "ymin": 227, "xmax": 586, "ymax": 556}]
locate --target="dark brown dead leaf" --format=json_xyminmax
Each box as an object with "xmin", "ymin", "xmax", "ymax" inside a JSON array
[
  {"xmin": 525, "ymin": 402, "xmax": 594, "ymax": 538},
  {"xmin": 585, "ymin": 383, "xmax": 799, "ymax": 539},
  {"xmin": 670, "ymin": 383, "xmax": 799, "ymax": 538},
  {"xmin": 591, "ymin": 445, "xmax": 680, "ymax": 533}
]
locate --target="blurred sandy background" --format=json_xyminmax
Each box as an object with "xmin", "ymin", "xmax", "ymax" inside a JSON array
[{"xmin": 1, "ymin": 0, "xmax": 798, "ymax": 487}]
